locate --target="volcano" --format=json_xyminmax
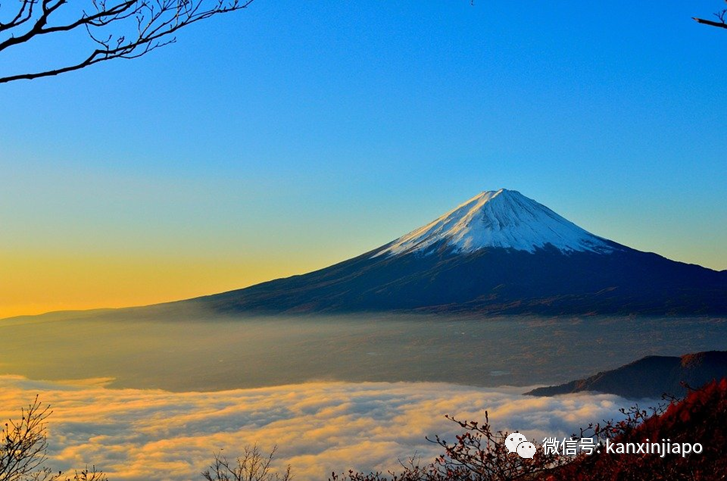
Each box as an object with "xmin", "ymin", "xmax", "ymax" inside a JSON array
[{"xmin": 192, "ymin": 189, "xmax": 727, "ymax": 316}]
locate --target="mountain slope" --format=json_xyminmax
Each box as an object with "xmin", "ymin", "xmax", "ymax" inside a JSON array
[{"xmin": 190, "ymin": 189, "xmax": 727, "ymax": 316}]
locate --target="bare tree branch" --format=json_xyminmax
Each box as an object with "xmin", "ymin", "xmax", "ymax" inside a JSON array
[
  {"xmin": 693, "ymin": 2, "xmax": 727, "ymax": 30},
  {"xmin": 0, "ymin": 395, "xmax": 52, "ymax": 481},
  {"xmin": 0, "ymin": 0, "xmax": 254, "ymax": 83},
  {"xmin": 1, "ymin": 397, "xmax": 109, "ymax": 481},
  {"xmin": 202, "ymin": 445, "xmax": 292, "ymax": 481},
  {"xmin": 693, "ymin": 15, "xmax": 727, "ymax": 29}
]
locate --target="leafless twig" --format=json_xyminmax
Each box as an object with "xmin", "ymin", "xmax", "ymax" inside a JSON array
[{"xmin": 0, "ymin": 0, "xmax": 254, "ymax": 83}]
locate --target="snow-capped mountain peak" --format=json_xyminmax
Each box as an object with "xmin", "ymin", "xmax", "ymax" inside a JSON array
[{"xmin": 375, "ymin": 189, "xmax": 613, "ymax": 257}]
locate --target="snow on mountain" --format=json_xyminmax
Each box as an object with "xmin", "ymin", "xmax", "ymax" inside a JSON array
[{"xmin": 375, "ymin": 189, "xmax": 614, "ymax": 257}]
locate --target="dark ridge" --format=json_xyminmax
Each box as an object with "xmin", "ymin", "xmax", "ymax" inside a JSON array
[{"xmin": 526, "ymin": 351, "xmax": 727, "ymax": 398}]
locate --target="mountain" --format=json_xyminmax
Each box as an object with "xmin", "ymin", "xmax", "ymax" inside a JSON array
[
  {"xmin": 526, "ymin": 351, "xmax": 727, "ymax": 398},
  {"xmin": 190, "ymin": 189, "xmax": 727, "ymax": 316}
]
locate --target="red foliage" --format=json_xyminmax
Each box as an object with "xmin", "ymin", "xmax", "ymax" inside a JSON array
[{"xmin": 550, "ymin": 379, "xmax": 727, "ymax": 480}]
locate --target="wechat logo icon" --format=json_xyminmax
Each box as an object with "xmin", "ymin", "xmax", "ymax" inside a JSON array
[{"xmin": 505, "ymin": 432, "xmax": 536, "ymax": 459}]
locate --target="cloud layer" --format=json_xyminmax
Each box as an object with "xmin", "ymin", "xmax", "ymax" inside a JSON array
[{"xmin": 0, "ymin": 376, "xmax": 634, "ymax": 480}]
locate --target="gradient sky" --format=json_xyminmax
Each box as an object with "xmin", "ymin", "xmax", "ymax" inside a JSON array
[{"xmin": 1, "ymin": 1, "xmax": 726, "ymax": 318}]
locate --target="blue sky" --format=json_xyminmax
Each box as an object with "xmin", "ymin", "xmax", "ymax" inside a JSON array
[{"xmin": 1, "ymin": 0, "xmax": 725, "ymax": 316}]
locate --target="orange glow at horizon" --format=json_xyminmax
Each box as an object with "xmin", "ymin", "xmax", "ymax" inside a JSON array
[{"xmin": 0, "ymin": 252, "xmax": 328, "ymax": 319}]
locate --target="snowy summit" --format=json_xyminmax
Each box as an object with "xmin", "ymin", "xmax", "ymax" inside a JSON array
[{"xmin": 375, "ymin": 189, "xmax": 613, "ymax": 257}]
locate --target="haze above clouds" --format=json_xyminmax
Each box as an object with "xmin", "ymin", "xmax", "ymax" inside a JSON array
[{"xmin": 3, "ymin": 314, "xmax": 727, "ymax": 391}]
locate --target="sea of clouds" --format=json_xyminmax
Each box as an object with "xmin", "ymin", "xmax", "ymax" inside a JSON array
[{"xmin": 0, "ymin": 376, "xmax": 636, "ymax": 480}]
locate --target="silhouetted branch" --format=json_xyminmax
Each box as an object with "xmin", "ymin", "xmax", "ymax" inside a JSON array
[
  {"xmin": 693, "ymin": 16, "xmax": 727, "ymax": 29},
  {"xmin": 0, "ymin": 395, "xmax": 52, "ymax": 481},
  {"xmin": 202, "ymin": 445, "xmax": 291, "ymax": 481},
  {"xmin": 0, "ymin": 396, "xmax": 108, "ymax": 481},
  {"xmin": 0, "ymin": 0, "xmax": 254, "ymax": 83},
  {"xmin": 693, "ymin": 3, "xmax": 727, "ymax": 29}
]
